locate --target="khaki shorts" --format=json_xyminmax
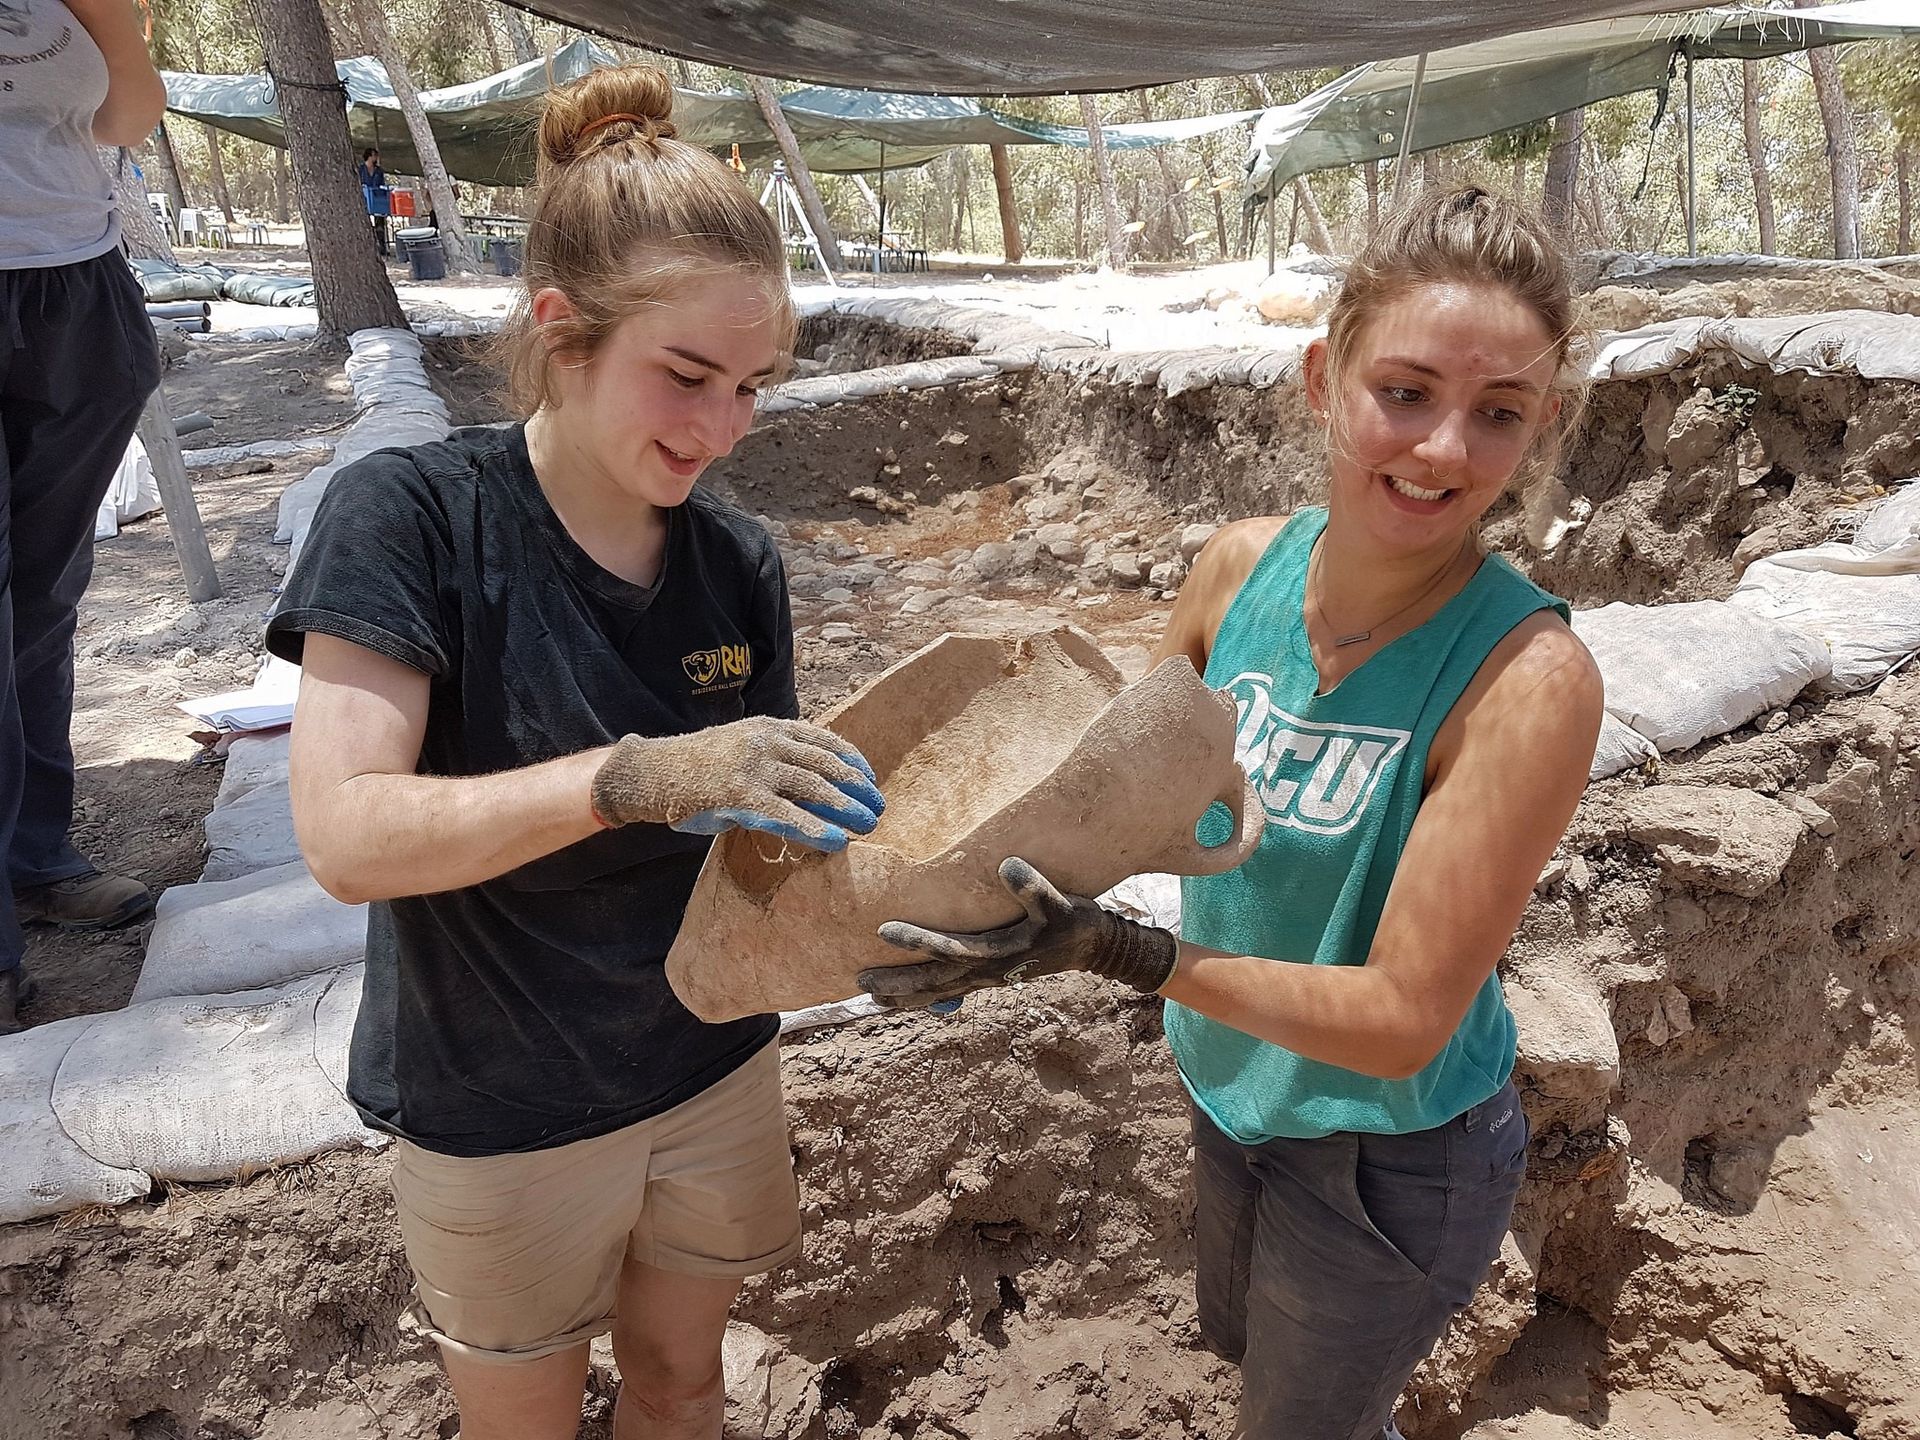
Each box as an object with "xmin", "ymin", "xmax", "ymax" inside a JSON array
[{"xmin": 391, "ymin": 1042, "xmax": 800, "ymax": 1364}]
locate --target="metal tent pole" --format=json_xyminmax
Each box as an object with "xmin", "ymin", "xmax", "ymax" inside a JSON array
[
  {"xmin": 1685, "ymin": 44, "xmax": 1698, "ymax": 257},
  {"xmin": 877, "ymin": 140, "xmax": 887, "ymax": 274},
  {"xmin": 1268, "ymin": 188, "xmax": 1277, "ymax": 276},
  {"xmin": 1391, "ymin": 52, "xmax": 1429, "ymax": 207}
]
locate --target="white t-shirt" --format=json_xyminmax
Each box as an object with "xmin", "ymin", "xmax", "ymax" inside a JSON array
[{"xmin": 0, "ymin": 0, "xmax": 119, "ymax": 269}]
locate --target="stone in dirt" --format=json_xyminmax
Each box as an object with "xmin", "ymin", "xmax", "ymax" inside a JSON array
[
  {"xmin": 1179, "ymin": 522, "xmax": 1220, "ymax": 562},
  {"xmin": 665, "ymin": 629, "xmax": 1264, "ymax": 1021},
  {"xmin": 1617, "ymin": 784, "xmax": 1804, "ymax": 897}
]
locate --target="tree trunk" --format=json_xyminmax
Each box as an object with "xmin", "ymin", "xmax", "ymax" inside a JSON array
[
  {"xmin": 346, "ymin": 0, "xmax": 475, "ymax": 271},
  {"xmin": 1740, "ymin": 59, "xmax": 1777, "ymax": 256},
  {"xmin": 501, "ymin": 6, "xmax": 539, "ymax": 64},
  {"xmin": 1900, "ymin": 145, "xmax": 1914, "ymax": 256},
  {"xmin": 1211, "ymin": 184, "xmax": 1228, "ymax": 259},
  {"xmin": 150, "ymin": 120, "xmax": 188, "ymax": 218},
  {"xmin": 474, "ymin": 1, "xmax": 504, "ymax": 71},
  {"xmin": 1078, "ymin": 94, "xmax": 1128, "ymax": 271},
  {"xmin": 1543, "ymin": 108, "xmax": 1584, "ymax": 232},
  {"xmin": 1073, "ymin": 174, "xmax": 1087, "ymax": 260},
  {"xmin": 988, "ymin": 143, "xmax": 1023, "ymax": 263},
  {"xmin": 1133, "ymin": 93, "xmax": 1191, "ymax": 256},
  {"xmin": 250, "ymin": 0, "xmax": 405, "ymax": 344},
  {"xmin": 1510, "ymin": 148, "xmax": 1526, "ymax": 200},
  {"xmin": 101, "ymin": 146, "xmax": 178, "ymax": 262},
  {"xmin": 1364, "ymin": 158, "xmax": 1380, "ymax": 235},
  {"xmin": 949, "ymin": 148, "xmax": 969, "ymax": 251},
  {"xmin": 746, "ymin": 75, "xmax": 842, "ymax": 269},
  {"xmin": 273, "ymin": 145, "xmax": 290, "ymax": 225},
  {"xmin": 1291, "ymin": 178, "xmax": 1334, "ymax": 255},
  {"xmin": 1794, "ymin": 0, "xmax": 1861, "ymax": 259},
  {"xmin": 200, "ymin": 123, "xmax": 236, "ymax": 223},
  {"xmin": 1420, "ymin": 149, "xmax": 1441, "ymax": 190},
  {"xmin": 189, "ymin": 36, "xmax": 236, "ymax": 223}
]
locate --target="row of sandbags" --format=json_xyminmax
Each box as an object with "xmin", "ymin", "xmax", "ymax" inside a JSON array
[
  {"xmin": 0, "ymin": 327, "xmax": 455, "ymax": 1226},
  {"xmin": 1582, "ymin": 480, "xmax": 1920, "ymax": 780},
  {"xmin": 131, "ymin": 257, "xmax": 318, "ymax": 309}
]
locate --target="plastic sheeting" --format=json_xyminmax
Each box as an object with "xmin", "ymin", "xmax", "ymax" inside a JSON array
[
  {"xmin": 1246, "ymin": 2, "xmax": 1920, "ymax": 199},
  {"xmin": 165, "ymin": 36, "xmax": 1258, "ymax": 186},
  {"xmin": 505, "ymin": 0, "xmax": 1706, "ymax": 94}
]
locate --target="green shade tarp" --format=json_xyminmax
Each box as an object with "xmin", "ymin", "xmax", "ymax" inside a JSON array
[
  {"xmin": 163, "ymin": 38, "xmax": 1259, "ymax": 188},
  {"xmin": 500, "ymin": 0, "xmax": 1718, "ymax": 94},
  {"xmin": 1246, "ymin": 1, "xmax": 1920, "ymax": 199}
]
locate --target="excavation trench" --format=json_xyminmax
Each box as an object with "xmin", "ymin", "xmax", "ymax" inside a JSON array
[{"xmin": 3, "ymin": 312, "xmax": 1917, "ymax": 1440}]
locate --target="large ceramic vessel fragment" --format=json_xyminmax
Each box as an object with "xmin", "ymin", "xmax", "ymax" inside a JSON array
[{"xmin": 666, "ymin": 627, "xmax": 1263, "ymax": 1021}]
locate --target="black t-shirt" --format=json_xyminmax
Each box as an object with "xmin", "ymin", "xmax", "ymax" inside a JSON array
[{"xmin": 265, "ymin": 423, "xmax": 791, "ymax": 1156}]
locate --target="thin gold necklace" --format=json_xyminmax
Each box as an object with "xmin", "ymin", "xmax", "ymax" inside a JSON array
[{"xmin": 1309, "ymin": 534, "xmax": 1476, "ymax": 648}]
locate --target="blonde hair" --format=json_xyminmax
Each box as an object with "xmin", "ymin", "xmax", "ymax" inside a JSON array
[
  {"xmin": 1320, "ymin": 185, "xmax": 1589, "ymax": 497},
  {"xmin": 493, "ymin": 65, "xmax": 795, "ymax": 415}
]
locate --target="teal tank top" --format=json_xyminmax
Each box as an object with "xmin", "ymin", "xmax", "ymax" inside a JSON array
[{"xmin": 1165, "ymin": 508, "xmax": 1570, "ymax": 1143}]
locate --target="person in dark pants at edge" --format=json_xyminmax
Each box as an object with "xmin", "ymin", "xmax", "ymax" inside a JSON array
[
  {"xmin": 862, "ymin": 187, "xmax": 1605, "ymax": 1440},
  {"xmin": 359, "ymin": 146, "xmax": 390, "ymax": 257},
  {"xmin": 1, "ymin": 0, "xmax": 167, "ymax": 1034},
  {"xmin": 274, "ymin": 65, "xmax": 885, "ymax": 1440}
]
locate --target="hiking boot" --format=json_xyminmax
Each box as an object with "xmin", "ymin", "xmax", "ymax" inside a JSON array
[
  {"xmin": 15, "ymin": 870, "xmax": 154, "ymax": 932},
  {"xmin": 0, "ymin": 967, "xmax": 37, "ymax": 1036}
]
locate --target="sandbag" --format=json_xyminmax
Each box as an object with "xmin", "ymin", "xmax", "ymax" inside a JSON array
[
  {"xmin": 667, "ymin": 629, "xmax": 1264, "ymax": 1021},
  {"xmin": 1729, "ymin": 538, "xmax": 1920, "ymax": 693},
  {"xmin": 220, "ymin": 273, "xmax": 317, "ymax": 307},
  {"xmin": 134, "ymin": 862, "xmax": 367, "ymax": 1004},
  {"xmin": 1590, "ymin": 711, "xmax": 1659, "ymax": 780},
  {"xmin": 51, "ymin": 968, "xmax": 377, "ymax": 1184},
  {"xmin": 131, "ymin": 257, "xmax": 224, "ymax": 302},
  {"xmin": 1856, "ymin": 482, "xmax": 1920, "ymax": 554},
  {"xmin": 94, "ymin": 433, "xmax": 163, "ymax": 541},
  {"xmin": 201, "ymin": 774, "xmax": 301, "ymax": 881},
  {"xmin": 218, "ymin": 729, "xmax": 292, "ymax": 806},
  {"xmin": 0, "ymin": 1015, "xmax": 149, "ymax": 1224},
  {"xmin": 1572, "ymin": 601, "xmax": 1833, "ymax": 753}
]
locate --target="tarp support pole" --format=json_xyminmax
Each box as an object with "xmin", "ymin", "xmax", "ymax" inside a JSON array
[
  {"xmin": 1684, "ymin": 43, "xmax": 1698, "ymax": 257},
  {"xmin": 1391, "ymin": 51, "xmax": 1429, "ymax": 207},
  {"xmin": 1268, "ymin": 189, "xmax": 1277, "ymax": 276},
  {"xmin": 876, "ymin": 141, "xmax": 887, "ymax": 274},
  {"xmin": 135, "ymin": 387, "xmax": 222, "ymax": 603}
]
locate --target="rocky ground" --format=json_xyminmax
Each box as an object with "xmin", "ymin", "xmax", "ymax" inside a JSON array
[{"xmin": 3, "ymin": 291, "xmax": 1918, "ymax": 1439}]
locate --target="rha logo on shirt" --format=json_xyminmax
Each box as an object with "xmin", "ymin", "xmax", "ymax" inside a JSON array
[
  {"xmin": 683, "ymin": 644, "xmax": 751, "ymax": 694},
  {"xmin": 1224, "ymin": 673, "xmax": 1410, "ymax": 836}
]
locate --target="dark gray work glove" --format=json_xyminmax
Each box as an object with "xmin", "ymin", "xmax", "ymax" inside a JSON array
[
  {"xmin": 859, "ymin": 856, "xmax": 1178, "ymax": 1010},
  {"xmin": 591, "ymin": 717, "xmax": 883, "ymax": 853}
]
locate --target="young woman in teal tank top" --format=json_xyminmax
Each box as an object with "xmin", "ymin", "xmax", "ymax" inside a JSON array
[{"xmin": 864, "ymin": 188, "xmax": 1606, "ymax": 1438}]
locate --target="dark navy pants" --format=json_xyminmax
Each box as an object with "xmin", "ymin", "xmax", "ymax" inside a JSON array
[
  {"xmin": 0, "ymin": 251, "xmax": 161, "ymax": 971},
  {"xmin": 1192, "ymin": 1080, "xmax": 1529, "ymax": 1440}
]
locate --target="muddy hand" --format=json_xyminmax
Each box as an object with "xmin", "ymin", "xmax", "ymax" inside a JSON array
[
  {"xmin": 591, "ymin": 717, "xmax": 884, "ymax": 853},
  {"xmin": 859, "ymin": 857, "xmax": 1178, "ymax": 1009}
]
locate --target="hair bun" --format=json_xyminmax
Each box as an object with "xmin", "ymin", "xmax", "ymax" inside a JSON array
[{"xmin": 539, "ymin": 65, "xmax": 679, "ymax": 169}]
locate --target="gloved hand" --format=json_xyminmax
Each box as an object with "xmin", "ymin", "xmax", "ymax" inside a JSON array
[
  {"xmin": 591, "ymin": 717, "xmax": 884, "ymax": 853},
  {"xmin": 859, "ymin": 857, "xmax": 1177, "ymax": 1009}
]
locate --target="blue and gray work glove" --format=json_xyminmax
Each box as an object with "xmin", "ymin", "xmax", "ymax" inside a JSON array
[
  {"xmin": 860, "ymin": 857, "xmax": 1178, "ymax": 1010},
  {"xmin": 591, "ymin": 717, "xmax": 883, "ymax": 852}
]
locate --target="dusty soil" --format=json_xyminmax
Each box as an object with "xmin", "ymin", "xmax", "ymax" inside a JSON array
[
  {"xmin": 5, "ymin": 306, "xmax": 1919, "ymax": 1440},
  {"xmin": 1582, "ymin": 267, "xmax": 1920, "ymax": 331}
]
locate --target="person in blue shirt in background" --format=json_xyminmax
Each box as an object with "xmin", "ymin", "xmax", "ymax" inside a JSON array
[{"xmin": 359, "ymin": 146, "xmax": 390, "ymax": 256}]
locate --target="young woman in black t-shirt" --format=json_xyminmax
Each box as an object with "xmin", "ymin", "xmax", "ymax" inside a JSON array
[{"xmin": 269, "ymin": 67, "xmax": 881, "ymax": 1440}]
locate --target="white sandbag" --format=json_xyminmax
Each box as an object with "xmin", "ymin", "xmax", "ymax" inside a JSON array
[
  {"xmin": 217, "ymin": 729, "xmax": 291, "ymax": 807},
  {"xmin": 134, "ymin": 862, "xmax": 366, "ymax": 1004},
  {"xmin": 1856, "ymin": 482, "xmax": 1920, "ymax": 554},
  {"xmin": 1729, "ymin": 539, "xmax": 1920, "ymax": 693},
  {"xmin": 51, "ymin": 969, "xmax": 378, "ymax": 1183},
  {"xmin": 1572, "ymin": 601, "xmax": 1833, "ymax": 753},
  {"xmin": 313, "ymin": 963, "xmax": 362, "ymax": 1097},
  {"xmin": 1590, "ymin": 712, "xmax": 1659, "ymax": 780},
  {"xmin": 0, "ymin": 1015, "xmax": 149, "ymax": 1224},
  {"xmin": 1099, "ymin": 872, "xmax": 1184, "ymax": 932},
  {"xmin": 94, "ymin": 434, "xmax": 164, "ymax": 541},
  {"xmin": 202, "ymin": 775, "xmax": 301, "ymax": 881}
]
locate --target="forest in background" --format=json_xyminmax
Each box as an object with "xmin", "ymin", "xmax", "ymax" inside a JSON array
[{"xmin": 141, "ymin": 0, "xmax": 1920, "ymax": 264}]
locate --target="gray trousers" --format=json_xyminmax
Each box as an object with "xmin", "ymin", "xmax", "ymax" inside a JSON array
[
  {"xmin": 1192, "ymin": 1080, "xmax": 1528, "ymax": 1440},
  {"xmin": 0, "ymin": 251, "xmax": 161, "ymax": 969}
]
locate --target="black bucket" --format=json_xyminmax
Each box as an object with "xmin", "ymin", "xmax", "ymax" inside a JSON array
[
  {"xmin": 406, "ymin": 238, "xmax": 448, "ymax": 282},
  {"xmin": 489, "ymin": 237, "xmax": 524, "ymax": 277}
]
